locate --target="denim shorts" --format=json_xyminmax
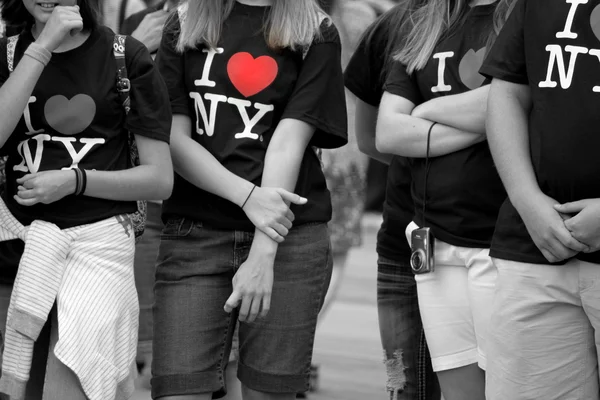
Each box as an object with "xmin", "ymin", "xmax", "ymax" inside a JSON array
[{"xmin": 151, "ymin": 219, "xmax": 333, "ymax": 399}]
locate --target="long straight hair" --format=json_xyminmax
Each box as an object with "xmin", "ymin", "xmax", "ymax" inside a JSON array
[
  {"xmin": 176, "ymin": 0, "xmax": 326, "ymax": 53},
  {"xmin": 394, "ymin": 0, "xmax": 516, "ymax": 74}
]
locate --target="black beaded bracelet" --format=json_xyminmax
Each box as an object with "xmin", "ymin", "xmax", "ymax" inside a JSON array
[
  {"xmin": 73, "ymin": 168, "xmax": 81, "ymax": 196},
  {"xmin": 79, "ymin": 168, "xmax": 87, "ymax": 196}
]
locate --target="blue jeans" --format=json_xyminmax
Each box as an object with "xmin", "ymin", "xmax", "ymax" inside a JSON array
[
  {"xmin": 378, "ymin": 257, "xmax": 440, "ymax": 400},
  {"xmin": 133, "ymin": 202, "xmax": 163, "ymax": 362},
  {"xmin": 152, "ymin": 220, "xmax": 333, "ymax": 399}
]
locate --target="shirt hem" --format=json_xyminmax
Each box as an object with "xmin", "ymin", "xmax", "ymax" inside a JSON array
[
  {"xmin": 280, "ymin": 112, "xmax": 348, "ymax": 149},
  {"xmin": 382, "ymin": 83, "xmax": 420, "ymax": 105},
  {"xmin": 479, "ymin": 64, "xmax": 528, "ymax": 85},
  {"xmin": 343, "ymin": 79, "xmax": 379, "ymax": 107},
  {"xmin": 489, "ymin": 248, "xmax": 567, "ymax": 265}
]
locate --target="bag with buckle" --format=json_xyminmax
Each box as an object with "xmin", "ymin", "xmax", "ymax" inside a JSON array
[{"xmin": 113, "ymin": 34, "xmax": 147, "ymax": 241}]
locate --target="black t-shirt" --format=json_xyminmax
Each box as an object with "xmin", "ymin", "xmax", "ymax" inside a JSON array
[
  {"xmin": 481, "ymin": 0, "xmax": 600, "ymax": 264},
  {"xmin": 384, "ymin": 4, "xmax": 506, "ymax": 248},
  {"xmin": 0, "ymin": 26, "xmax": 171, "ymax": 229},
  {"xmin": 157, "ymin": 2, "xmax": 348, "ymax": 230},
  {"xmin": 344, "ymin": 5, "xmax": 414, "ymax": 261},
  {"xmin": 0, "ymin": 26, "xmax": 171, "ymax": 278}
]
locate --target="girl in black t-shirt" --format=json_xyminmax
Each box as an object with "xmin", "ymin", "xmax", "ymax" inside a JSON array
[
  {"xmin": 0, "ymin": 0, "xmax": 172, "ymax": 398},
  {"xmin": 375, "ymin": 0, "xmax": 514, "ymax": 399},
  {"xmin": 345, "ymin": 4, "xmax": 442, "ymax": 400},
  {"xmin": 153, "ymin": 1, "xmax": 347, "ymax": 399}
]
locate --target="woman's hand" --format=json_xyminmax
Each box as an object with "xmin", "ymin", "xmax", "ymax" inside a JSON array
[
  {"xmin": 518, "ymin": 192, "xmax": 589, "ymax": 263},
  {"xmin": 36, "ymin": 6, "xmax": 84, "ymax": 52},
  {"xmin": 131, "ymin": 10, "xmax": 169, "ymax": 54},
  {"xmin": 555, "ymin": 199, "xmax": 600, "ymax": 253},
  {"xmin": 242, "ymin": 187, "xmax": 307, "ymax": 243},
  {"xmin": 224, "ymin": 241, "xmax": 275, "ymax": 323},
  {"xmin": 14, "ymin": 170, "xmax": 76, "ymax": 206}
]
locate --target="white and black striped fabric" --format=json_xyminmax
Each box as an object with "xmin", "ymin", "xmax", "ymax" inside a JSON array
[{"xmin": 0, "ymin": 197, "xmax": 138, "ymax": 400}]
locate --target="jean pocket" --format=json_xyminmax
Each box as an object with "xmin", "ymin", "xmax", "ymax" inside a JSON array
[{"xmin": 161, "ymin": 218, "xmax": 198, "ymax": 240}]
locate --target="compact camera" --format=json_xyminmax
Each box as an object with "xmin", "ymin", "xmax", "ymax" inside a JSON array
[{"xmin": 410, "ymin": 227, "xmax": 435, "ymax": 274}]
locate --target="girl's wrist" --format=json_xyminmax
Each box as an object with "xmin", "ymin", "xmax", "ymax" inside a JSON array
[
  {"xmin": 236, "ymin": 181, "xmax": 257, "ymax": 208},
  {"xmin": 67, "ymin": 169, "xmax": 78, "ymax": 195},
  {"xmin": 25, "ymin": 43, "xmax": 52, "ymax": 66}
]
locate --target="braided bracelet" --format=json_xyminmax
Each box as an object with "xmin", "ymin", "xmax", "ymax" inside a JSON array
[{"xmin": 24, "ymin": 43, "xmax": 52, "ymax": 67}]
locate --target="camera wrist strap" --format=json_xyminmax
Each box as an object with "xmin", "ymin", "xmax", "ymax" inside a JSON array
[{"xmin": 421, "ymin": 122, "xmax": 437, "ymax": 227}]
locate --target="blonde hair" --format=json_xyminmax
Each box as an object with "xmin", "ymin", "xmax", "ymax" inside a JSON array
[
  {"xmin": 176, "ymin": 0, "xmax": 327, "ymax": 53},
  {"xmin": 394, "ymin": 0, "xmax": 517, "ymax": 74}
]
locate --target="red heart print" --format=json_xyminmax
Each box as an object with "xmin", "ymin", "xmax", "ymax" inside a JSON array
[
  {"xmin": 227, "ymin": 52, "xmax": 279, "ymax": 98},
  {"xmin": 44, "ymin": 94, "xmax": 96, "ymax": 135}
]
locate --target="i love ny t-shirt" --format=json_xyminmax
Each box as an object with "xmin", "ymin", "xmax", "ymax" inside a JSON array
[
  {"xmin": 384, "ymin": 4, "xmax": 506, "ymax": 248},
  {"xmin": 481, "ymin": 0, "xmax": 600, "ymax": 264},
  {"xmin": 344, "ymin": 4, "xmax": 415, "ymax": 261},
  {"xmin": 157, "ymin": 2, "xmax": 348, "ymax": 230},
  {"xmin": 0, "ymin": 26, "xmax": 172, "ymax": 229}
]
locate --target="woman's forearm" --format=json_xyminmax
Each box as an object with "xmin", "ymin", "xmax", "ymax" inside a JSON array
[
  {"xmin": 377, "ymin": 91, "xmax": 485, "ymax": 158},
  {"xmin": 249, "ymin": 118, "xmax": 316, "ymax": 255},
  {"xmin": 85, "ymin": 164, "xmax": 171, "ymax": 201},
  {"xmin": 411, "ymin": 86, "xmax": 489, "ymax": 133},
  {"xmin": 354, "ymin": 97, "xmax": 393, "ymax": 165},
  {"xmin": 376, "ymin": 111, "xmax": 483, "ymax": 158},
  {"xmin": 0, "ymin": 52, "xmax": 46, "ymax": 147},
  {"xmin": 84, "ymin": 134, "xmax": 173, "ymax": 200},
  {"xmin": 169, "ymin": 118, "xmax": 254, "ymax": 207},
  {"xmin": 486, "ymin": 79, "xmax": 538, "ymax": 210}
]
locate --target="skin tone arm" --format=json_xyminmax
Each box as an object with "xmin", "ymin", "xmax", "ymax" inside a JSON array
[
  {"xmin": 169, "ymin": 114, "xmax": 306, "ymax": 242},
  {"xmin": 352, "ymin": 93, "xmax": 393, "ymax": 165},
  {"xmin": 0, "ymin": 6, "xmax": 83, "ymax": 147},
  {"xmin": 555, "ymin": 199, "xmax": 600, "ymax": 253},
  {"xmin": 486, "ymin": 78, "xmax": 588, "ymax": 262},
  {"xmin": 376, "ymin": 91, "xmax": 485, "ymax": 158},
  {"xmin": 16, "ymin": 135, "xmax": 174, "ymax": 203},
  {"xmin": 224, "ymin": 118, "xmax": 316, "ymax": 323},
  {"xmin": 411, "ymin": 85, "xmax": 489, "ymax": 134}
]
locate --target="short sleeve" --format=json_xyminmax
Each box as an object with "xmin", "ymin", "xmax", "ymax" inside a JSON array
[
  {"xmin": 479, "ymin": 0, "xmax": 528, "ymax": 84},
  {"xmin": 155, "ymin": 15, "xmax": 189, "ymax": 117},
  {"xmin": 343, "ymin": 14, "xmax": 389, "ymax": 106},
  {"xmin": 281, "ymin": 23, "xmax": 348, "ymax": 149},
  {"xmin": 383, "ymin": 60, "xmax": 422, "ymax": 105},
  {"xmin": 124, "ymin": 36, "xmax": 172, "ymax": 143}
]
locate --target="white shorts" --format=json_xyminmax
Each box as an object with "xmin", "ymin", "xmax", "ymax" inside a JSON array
[
  {"xmin": 486, "ymin": 258, "xmax": 600, "ymax": 400},
  {"xmin": 405, "ymin": 221, "xmax": 496, "ymax": 372}
]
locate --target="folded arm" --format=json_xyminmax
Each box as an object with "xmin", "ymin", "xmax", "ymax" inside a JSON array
[
  {"xmin": 376, "ymin": 91, "xmax": 485, "ymax": 158},
  {"xmin": 411, "ymin": 85, "xmax": 489, "ymax": 134},
  {"xmin": 353, "ymin": 94, "xmax": 393, "ymax": 165}
]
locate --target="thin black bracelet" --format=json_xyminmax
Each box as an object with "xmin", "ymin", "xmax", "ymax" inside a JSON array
[
  {"xmin": 241, "ymin": 185, "xmax": 257, "ymax": 209},
  {"xmin": 73, "ymin": 168, "xmax": 81, "ymax": 196},
  {"xmin": 79, "ymin": 168, "xmax": 88, "ymax": 196}
]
